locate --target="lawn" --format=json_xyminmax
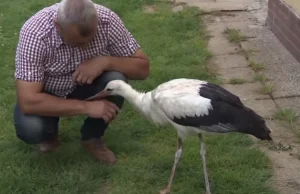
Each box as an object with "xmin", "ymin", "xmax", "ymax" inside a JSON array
[{"xmin": 0, "ymin": 0, "xmax": 277, "ymax": 194}]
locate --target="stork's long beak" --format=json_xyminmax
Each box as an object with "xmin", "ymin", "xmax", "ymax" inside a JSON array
[{"xmin": 85, "ymin": 90, "xmax": 109, "ymax": 101}]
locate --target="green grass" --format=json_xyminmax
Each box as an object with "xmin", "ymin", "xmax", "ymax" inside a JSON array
[
  {"xmin": 253, "ymin": 73, "xmax": 269, "ymax": 84},
  {"xmin": 249, "ymin": 61, "xmax": 265, "ymax": 72},
  {"xmin": 0, "ymin": 0, "xmax": 277, "ymax": 194},
  {"xmin": 228, "ymin": 78, "xmax": 247, "ymax": 85},
  {"xmin": 223, "ymin": 28, "xmax": 247, "ymax": 44},
  {"xmin": 259, "ymin": 83, "xmax": 275, "ymax": 95},
  {"xmin": 273, "ymin": 108, "xmax": 299, "ymax": 135},
  {"xmin": 253, "ymin": 73, "xmax": 273, "ymax": 95},
  {"xmin": 273, "ymin": 108, "xmax": 297, "ymax": 122},
  {"xmin": 273, "ymin": 108, "xmax": 298, "ymax": 125},
  {"xmin": 238, "ymin": 49, "xmax": 255, "ymax": 60}
]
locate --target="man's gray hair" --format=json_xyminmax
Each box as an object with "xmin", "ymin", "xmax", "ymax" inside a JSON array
[{"xmin": 57, "ymin": 0, "xmax": 98, "ymax": 37}]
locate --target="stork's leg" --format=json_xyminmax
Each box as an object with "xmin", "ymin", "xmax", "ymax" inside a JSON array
[
  {"xmin": 198, "ymin": 134, "xmax": 212, "ymax": 194},
  {"xmin": 159, "ymin": 137, "xmax": 183, "ymax": 194}
]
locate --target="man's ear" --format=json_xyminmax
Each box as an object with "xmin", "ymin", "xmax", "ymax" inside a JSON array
[{"xmin": 53, "ymin": 17, "xmax": 62, "ymax": 31}]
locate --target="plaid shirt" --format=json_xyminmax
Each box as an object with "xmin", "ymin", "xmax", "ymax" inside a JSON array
[{"xmin": 15, "ymin": 3, "xmax": 140, "ymax": 97}]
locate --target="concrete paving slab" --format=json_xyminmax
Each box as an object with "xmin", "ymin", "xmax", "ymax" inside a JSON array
[
  {"xmin": 203, "ymin": 14, "xmax": 221, "ymax": 24},
  {"xmin": 223, "ymin": 83, "xmax": 270, "ymax": 100},
  {"xmin": 267, "ymin": 74, "xmax": 300, "ymax": 98},
  {"xmin": 293, "ymin": 120, "xmax": 300, "ymax": 136},
  {"xmin": 240, "ymin": 38, "xmax": 266, "ymax": 51},
  {"xmin": 210, "ymin": 54, "xmax": 249, "ymax": 68},
  {"xmin": 218, "ymin": 11, "xmax": 253, "ymax": 23},
  {"xmin": 202, "ymin": 5, "xmax": 267, "ymax": 24},
  {"xmin": 242, "ymin": 99, "xmax": 278, "ymax": 118},
  {"xmin": 171, "ymin": 0, "xmax": 261, "ymax": 12},
  {"xmin": 218, "ymin": 67, "xmax": 255, "ymax": 82},
  {"xmin": 250, "ymin": 10, "xmax": 268, "ymax": 24},
  {"xmin": 205, "ymin": 22, "xmax": 227, "ymax": 36},
  {"xmin": 248, "ymin": 0, "xmax": 268, "ymax": 25},
  {"xmin": 172, "ymin": 5, "xmax": 184, "ymax": 12},
  {"xmin": 206, "ymin": 22, "xmax": 226, "ymax": 39},
  {"xmin": 208, "ymin": 35, "xmax": 240, "ymax": 55},
  {"xmin": 265, "ymin": 120, "xmax": 300, "ymax": 143}
]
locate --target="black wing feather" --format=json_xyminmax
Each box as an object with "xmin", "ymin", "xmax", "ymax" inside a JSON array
[
  {"xmin": 171, "ymin": 83, "xmax": 246, "ymax": 133},
  {"xmin": 172, "ymin": 100, "xmax": 238, "ymax": 133},
  {"xmin": 199, "ymin": 83, "xmax": 244, "ymax": 107}
]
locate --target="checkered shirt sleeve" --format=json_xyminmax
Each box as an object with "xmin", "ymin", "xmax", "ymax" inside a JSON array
[
  {"xmin": 15, "ymin": 29, "xmax": 45, "ymax": 83},
  {"xmin": 108, "ymin": 11, "xmax": 140, "ymax": 56}
]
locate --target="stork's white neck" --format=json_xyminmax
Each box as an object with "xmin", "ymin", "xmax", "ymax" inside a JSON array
[
  {"xmin": 117, "ymin": 83, "xmax": 168, "ymax": 126},
  {"xmin": 118, "ymin": 84, "xmax": 148, "ymax": 109}
]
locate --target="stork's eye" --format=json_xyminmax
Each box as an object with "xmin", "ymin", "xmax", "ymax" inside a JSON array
[{"xmin": 107, "ymin": 88, "xmax": 113, "ymax": 92}]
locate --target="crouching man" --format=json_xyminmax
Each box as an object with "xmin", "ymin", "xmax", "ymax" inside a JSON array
[{"xmin": 14, "ymin": 0, "xmax": 149, "ymax": 165}]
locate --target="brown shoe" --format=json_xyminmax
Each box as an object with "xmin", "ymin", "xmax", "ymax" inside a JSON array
[
  {"xmin": 38, "ymin": 134, "xmax": 60, "ymax": 153},
  {"xmin": 81, "ymin": 138, "xmax": 117, "ymax": 165}
]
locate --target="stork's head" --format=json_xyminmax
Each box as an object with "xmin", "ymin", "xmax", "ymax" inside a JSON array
[
  {"xmin": 239, "ymin": 108, "xmax": 273, "ymax": 141},
  {"xmin": 90, "ymin": 80, "xmax": 130, "ymax": 100},
  {"xmin": 102, "ymin": 80, "xmax": 132, "ymax": 96},
  {"xmin": 251, "ymin": 119, "xmax": 273, "ymax": 141}
]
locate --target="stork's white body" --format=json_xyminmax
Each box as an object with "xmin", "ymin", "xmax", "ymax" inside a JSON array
[{"xmin": 128, "ymin": 78, "xmax": 213, "ymax": 138}]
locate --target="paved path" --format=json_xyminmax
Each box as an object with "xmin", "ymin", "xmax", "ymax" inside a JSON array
[{"xmin": 170, "ymin": 0, "xmax": 300, "ymax": 193}]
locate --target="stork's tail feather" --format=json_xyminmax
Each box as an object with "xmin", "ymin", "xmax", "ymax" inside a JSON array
[{"xmin": 200, "ymin": 82, "xmax": 272, "ymax": 141}]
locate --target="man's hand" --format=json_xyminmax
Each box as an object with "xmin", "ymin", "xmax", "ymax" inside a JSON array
[
  {"xmin": 72, "ymin": 57, "xmax": 108, "ymax": 85},
  {"xmin": 85, "ymin": 99, "xmax": 120, "ymax": 123},
  {"xmin": 72, "ymin": 49, "xmax": 150, "ymax": 85}
]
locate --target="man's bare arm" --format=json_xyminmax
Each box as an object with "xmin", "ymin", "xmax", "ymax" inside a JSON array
[
  {"xmin": 102, "ymin": 49, "xmax": 150, "ymax": 80},
  {"xmin": 16, "ymin": 80, "xmax": 87, "ymax": 116}
]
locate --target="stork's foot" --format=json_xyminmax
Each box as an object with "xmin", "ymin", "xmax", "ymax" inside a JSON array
[
  {"xmin": 159, "ymin": 137, "xmax": 183, "ymax": 194},
  {"xmin": 159, "ymin": 188, "xmax": 170, "ymax": 194}
]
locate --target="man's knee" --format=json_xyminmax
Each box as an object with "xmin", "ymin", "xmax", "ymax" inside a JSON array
[
  {"xmin": 100, "ymin": 71, "xmax": 127, "ymax": 84},
  {"xmin": 14, "ymin": 116, "xmax": 44, "ymax": 144},
  {"xmin": 93, "ymin": 71, "xmax": 127, "ymax": 92},
  {"xmin": 14, "ymin": 104, "xmax": 54, "ymax": 144}
]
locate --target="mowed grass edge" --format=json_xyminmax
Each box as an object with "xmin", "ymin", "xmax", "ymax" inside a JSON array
[{"xmin": 0, "ymin": 0, "xmax": 277, "ymax": 194}]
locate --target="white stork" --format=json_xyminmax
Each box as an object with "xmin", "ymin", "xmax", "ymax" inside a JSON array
[{"xmin": 97, "ymin": 78, "xmax": 272, "ymax": 194}]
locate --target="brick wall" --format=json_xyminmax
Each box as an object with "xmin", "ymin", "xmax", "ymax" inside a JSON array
[{"xmin": 267, "ymin": 0, "xmax": 300, "ymax": 62}]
